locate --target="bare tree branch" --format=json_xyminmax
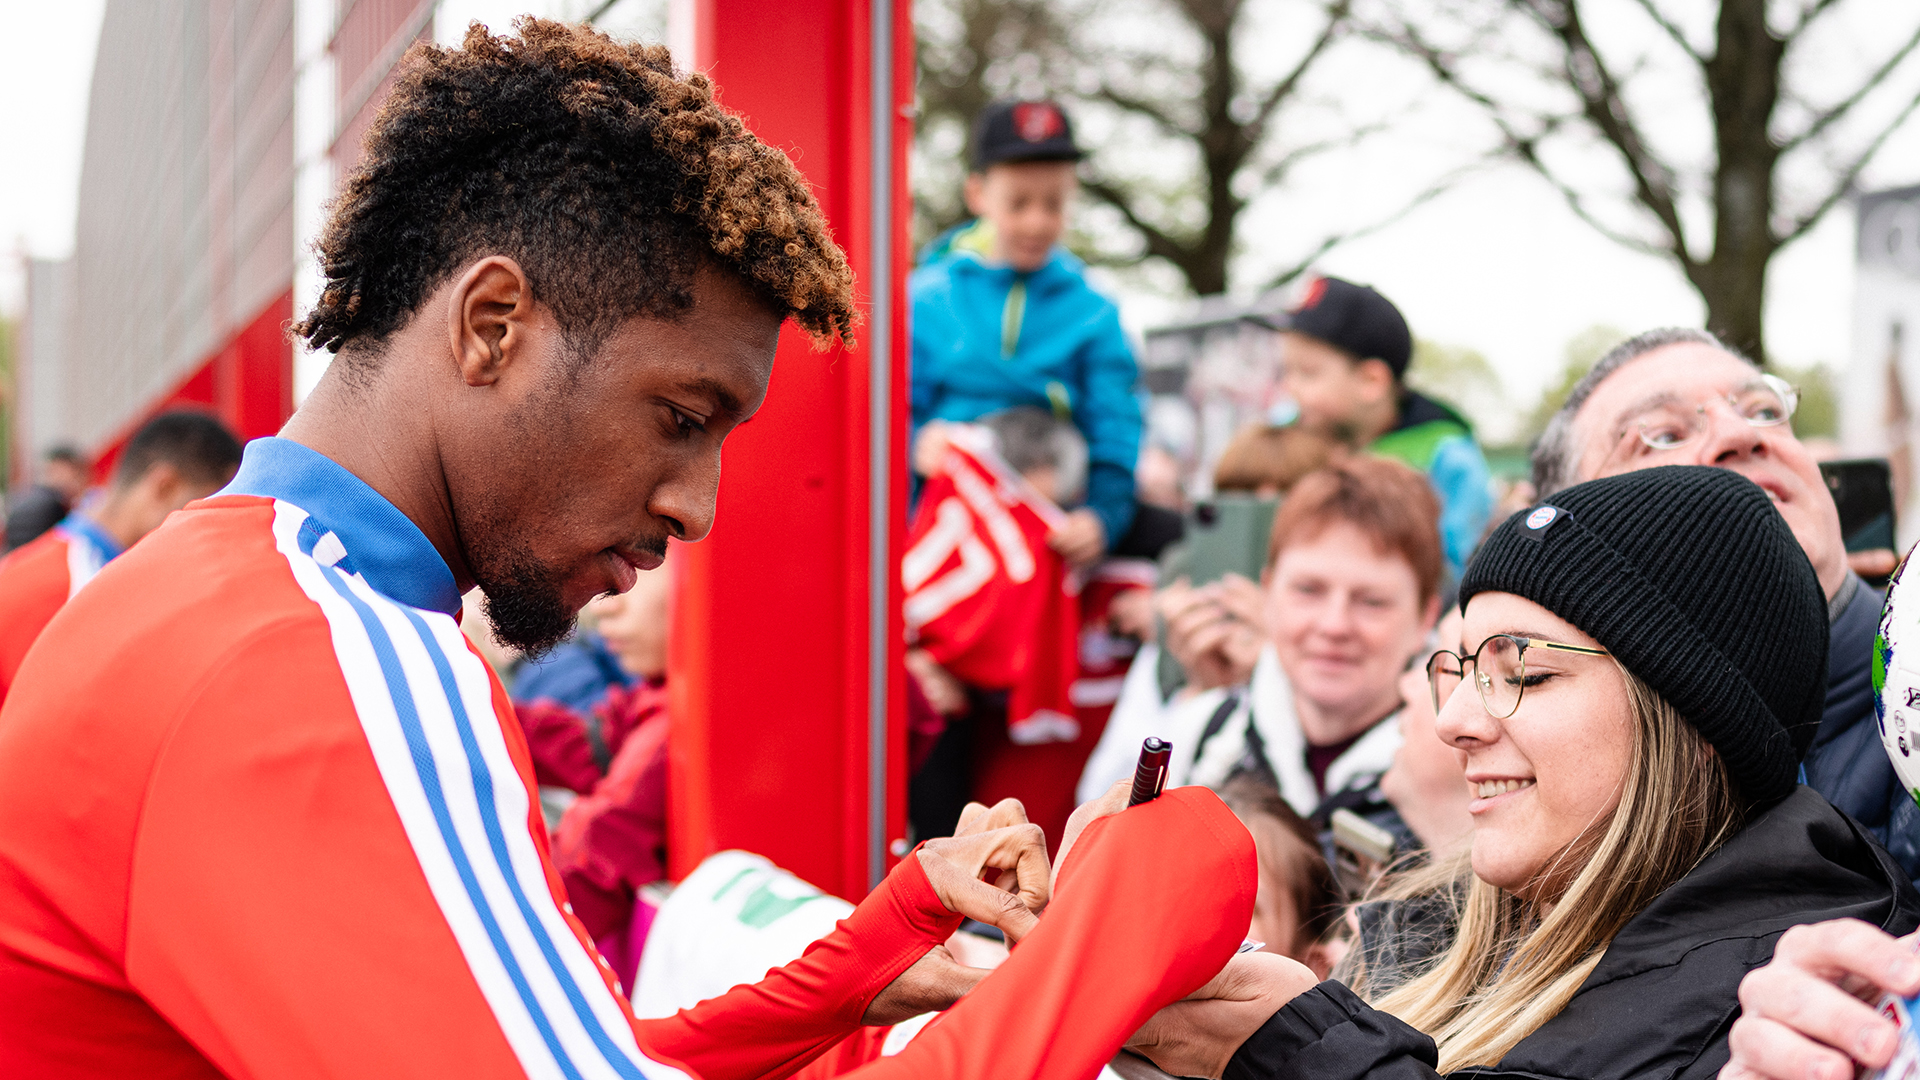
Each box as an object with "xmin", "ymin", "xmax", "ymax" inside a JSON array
[
  {"xmin": 1249, "ymin": 0, "xmax": 1351, "ymax": 133},
  {"xmin": 1529, "ymin": 157, "xmax": 1676, "ymax": 259},
  {"xmin": 1780, "ymin": 84, "xmax": 1920, "ymax": 245},
  {"xmin": 1262, "ymin": 158, "xmax": 1493, "ymax": 289},
  {"xmin": 1079, "ymin": 177, "xmax": 1198, "ymax": 268},
  {"xmin": 1514, "ymin": 0, "xmax": 1694, "ymax": 270},
  {"xmin": 1787, "ymin": 0, "xmax": 1846, "ymax": 39},
  {"xmin": 1626, "ymin": 0, "xmax": 1704, "ymax": 64},
  {"xmin": 1257, "ymin": 122, "xmax": 1389, "ymax": 188},
  {"xmin": 1777, "ymin": 21, "xmax": 1920, "ymax": 153},
  {"xmin": 1094, "ymin": 85, "xmax": 1193, "ymax": 139}
]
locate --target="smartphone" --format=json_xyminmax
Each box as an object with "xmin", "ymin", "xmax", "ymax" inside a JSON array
[
  {"xmin": 1329, "ymin": 808, "xmax": 1396, "ymax": 900},
  {"xmin": 1182, "ymin": 495, "xmax": 1280, "ymax": 586},
  {"xmin": 1821, "ymin": 458, "xmax": 1896, "ymax": 554}
]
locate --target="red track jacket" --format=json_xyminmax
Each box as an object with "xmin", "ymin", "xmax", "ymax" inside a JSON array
[{"xmin": 0, "ymin": 437, "xmax": 1254, "ymax": 1080}]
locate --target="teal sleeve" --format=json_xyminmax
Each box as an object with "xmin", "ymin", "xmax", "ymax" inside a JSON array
[
  {"xmin": 1429, "ymin": 436, "xmax": 1494, "ymax": 577},
  {"xmin": 909, "ymin": 281, "xmax": 939, "ymax": 440},
  {"xmin": 1076, "ymin": 306, "xmax": 1142, "ymax": 549}
]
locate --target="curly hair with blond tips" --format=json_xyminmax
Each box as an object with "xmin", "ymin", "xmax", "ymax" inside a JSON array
[{"xmin": 294, "ymin": 17, "xmax": 857, "ymax": 366}]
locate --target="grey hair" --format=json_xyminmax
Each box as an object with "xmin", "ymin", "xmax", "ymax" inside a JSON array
[
  {"xmin": 1530, "ymin": 327, "xmax": 1753, "ymax": 496},
  {"xmin": 981, "ymin": 405, "xmax": 1090, "ymax": 505}
]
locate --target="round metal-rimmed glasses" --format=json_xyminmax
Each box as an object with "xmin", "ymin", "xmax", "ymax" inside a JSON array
[
  {"xmin": 1426, "ymin": 634, "xmax": 1612, "ymax": 719},
  {"xmin": 1622, "ymin": 372, "xmax": 1798, "ymax": 453}
]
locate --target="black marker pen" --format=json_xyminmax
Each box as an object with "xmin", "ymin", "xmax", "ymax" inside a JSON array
[{"xmin": 1127, "ymin": 737, "xmax": 1172, "ymax": 807}]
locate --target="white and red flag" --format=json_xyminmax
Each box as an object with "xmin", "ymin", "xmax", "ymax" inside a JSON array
[{"xmin": 902, "ymin": 429, "xmax": 1081, "ymax": 747}]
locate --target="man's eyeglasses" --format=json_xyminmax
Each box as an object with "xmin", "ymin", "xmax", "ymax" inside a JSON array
[
  {"xmin": 1619, "ymin": 373, "xmax": 1798, "ymax": 454},
  {"xmin": 1426, "ymin": 634, "xmax": 1611, "ymax": 719}
]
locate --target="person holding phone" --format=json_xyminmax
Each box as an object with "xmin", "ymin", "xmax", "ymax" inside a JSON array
[
  {"xmin": 1530, "ymin": 327, "xmax": 1919, "ymax": 879},
  {"xmin": 1081, "ymin": 458, "xmax": 1441, "ymax": 841}
]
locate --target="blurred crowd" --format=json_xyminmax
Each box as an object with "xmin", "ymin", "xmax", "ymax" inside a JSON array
[{"xmin": 3, "ymin": 85, "xmax": 1918, "ymax": 1080}]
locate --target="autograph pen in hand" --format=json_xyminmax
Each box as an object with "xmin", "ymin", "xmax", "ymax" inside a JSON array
[
  {"xmin": 1124, "ymin": 737, "xmax": 1264, "ymax": 954},
  {"xmin": 1127, "ymin": 737, "xmax": 1171, "ymax": 806}
]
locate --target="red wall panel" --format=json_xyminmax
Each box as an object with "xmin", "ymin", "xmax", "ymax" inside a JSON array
[
  {"xmin": 668, "ymin": 0, "xmax": 913, "ymax": 901},
  {"xmin": 90, "ymin": 290, "xmax": 293, "ymax": 482}
]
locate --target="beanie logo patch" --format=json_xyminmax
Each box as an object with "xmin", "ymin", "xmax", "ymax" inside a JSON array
[{"xmin": 1519, "ymin": 504, "xmax": 1565, "ymax": 542}]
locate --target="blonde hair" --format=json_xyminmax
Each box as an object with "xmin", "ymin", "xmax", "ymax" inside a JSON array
[{"xmin": 1360, "ymin": 662, "xmax": 1746, "ymax": 1071}]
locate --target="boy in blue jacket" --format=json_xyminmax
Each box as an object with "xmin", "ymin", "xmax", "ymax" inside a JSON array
[{"xmin": 911, "ymin": 99, "xmax": 1141, "ymax": 566}]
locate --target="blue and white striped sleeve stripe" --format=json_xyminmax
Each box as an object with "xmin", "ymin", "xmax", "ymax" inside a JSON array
[{"xmin": 267, "ymin": 502, "xmax": 686, "ymax": 1080}]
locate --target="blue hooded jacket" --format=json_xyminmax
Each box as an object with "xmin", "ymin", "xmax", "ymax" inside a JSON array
[{"xmin": 910, "ymin": 222, "xmax": 1142, "ymax": 545}]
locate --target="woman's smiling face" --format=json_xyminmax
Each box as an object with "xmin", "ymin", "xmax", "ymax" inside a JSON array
[{"xmin": 1436, "ymin": 591, "xmax": 1635, "ymax": 900}]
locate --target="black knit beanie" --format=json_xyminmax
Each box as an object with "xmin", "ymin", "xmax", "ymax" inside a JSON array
[{"xmin": 1459, "ymin": 466, "xmax": 1827, "ymax": 803}]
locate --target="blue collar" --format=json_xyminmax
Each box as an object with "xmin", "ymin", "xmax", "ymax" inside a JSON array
[
  {"xmin": 221, "ymin": 437, "xmax": 462, "ymax": 615},
  {"xmin": 58, "ymin": 512, "xmax": 125, "ymax": 563}
]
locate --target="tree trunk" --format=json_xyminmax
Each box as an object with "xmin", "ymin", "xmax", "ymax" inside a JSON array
[
  {"xmin": 1696, "ymin": 0, "xmax": 1784, "ymax": 364},
  {"xmin": 1693, "ymin": 241, "xmax": 1772, "ymax": 365}
]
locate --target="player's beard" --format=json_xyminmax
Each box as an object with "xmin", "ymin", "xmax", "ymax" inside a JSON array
[
  {"xmin": 476, "ymin": 549, "xmax": 577, "ymax": 659},
  {"xmin": 461, "ymin": 498, "xmax": 579, "ymax": 658}
]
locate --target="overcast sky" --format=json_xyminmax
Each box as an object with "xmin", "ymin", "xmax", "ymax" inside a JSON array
[{"xmin": 4, "ymin": 0, "xmax": 1918, "ymax": 437}]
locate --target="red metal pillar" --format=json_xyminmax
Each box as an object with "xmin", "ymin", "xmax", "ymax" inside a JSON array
[{"xmin": 666, "ymin": 0, "xmax": 914, "ymax": 901}]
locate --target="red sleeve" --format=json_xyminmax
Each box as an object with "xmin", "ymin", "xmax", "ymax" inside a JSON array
[
  {"xmin": 516, "ymin": 699, "xmax": 605, "ymax": 794},
  {"xmin": 635, "ymin": 853, "xmax": 962, "ymax": 1080},
  {"xmin": 0, "ymin": 534, "xmax": 71, "ymax": 705},
  {"xmin": 551, "ymin": 714, "xmax": 670, "ymax": 940},
  {"xmin": 841, "ymin": 786, "xmax": 1254, "ymax": 1080}
]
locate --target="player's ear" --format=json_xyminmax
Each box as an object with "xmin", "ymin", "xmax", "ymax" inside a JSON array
[{"xmin": 447, "ymin": 255, "xmax": 537, "ymax": 388}]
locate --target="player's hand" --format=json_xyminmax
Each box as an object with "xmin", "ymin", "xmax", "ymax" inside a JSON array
[
  {"xmin": 1125, "ymin": 952, "xmax": 1319, "ymax": 1079},
  {"xmin": 868, "ymin": 800, "xmax": 1042, "ymax": 1026},
  {"xmin": 1722, "ymin": 920, "xmax": 1920, "ymax": 1080},
  {"xmin": 1047, "ymin": 508, "xmax": 1106, "ymax": 568},
  {"xmin": 864, "ymin": 944, "xmax": 985, "ymax": 1025},
  {"xmin": 915, "ymin": 804, "xmax": 1049, "ymax": 944}
]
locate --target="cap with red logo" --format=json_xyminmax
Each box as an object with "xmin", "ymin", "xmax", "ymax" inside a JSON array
[
  {"xmin": 972, "ymin": 99, "xmax": 1084, "ymax": 170},
  {"xmin": 1269, "ymin": 275, "xmax": 1413, "ymax": 378}
]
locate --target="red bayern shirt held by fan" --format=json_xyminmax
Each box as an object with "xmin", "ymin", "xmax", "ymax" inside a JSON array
[{"xmin": 903, "ymin": 433, "xmax": 1091, "ymax": 845}]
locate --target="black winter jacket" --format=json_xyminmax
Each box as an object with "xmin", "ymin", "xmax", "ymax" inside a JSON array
[{"xmin": 1223, "ymin": 786, "xmax": 1920, "ymax": 1080}]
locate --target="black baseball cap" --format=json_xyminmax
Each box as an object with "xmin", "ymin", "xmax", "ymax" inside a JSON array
[
  {"xmin": 1273, "ymin": 276, "xmax": 1413, "ymax": 378},
  {"xmin": 971, "ymin": 100, "xmax": 1084, "ymax": 171}
]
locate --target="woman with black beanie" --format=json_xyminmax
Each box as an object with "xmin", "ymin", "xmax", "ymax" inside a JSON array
[{"xmin": 1127, "ymin": 465, "xmax": 1920, "ymax": 1080}]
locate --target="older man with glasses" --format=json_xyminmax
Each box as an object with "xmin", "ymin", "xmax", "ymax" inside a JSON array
[{"xmin": 1529, "ymin": 326, "xmax": 1916, "ymax": 880}]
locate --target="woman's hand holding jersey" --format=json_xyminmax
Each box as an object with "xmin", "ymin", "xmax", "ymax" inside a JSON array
[{"xmin": 1126, "ymin": 952, "xmax": 1320, "ymax": 1079}]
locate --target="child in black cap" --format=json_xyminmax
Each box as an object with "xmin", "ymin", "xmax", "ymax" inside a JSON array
[
  {"xmin": 1271, "ymin": 276, "xmax": 1492, "ymax": 580},
  {"xmin": 911, "ymin": 99, "xmax": 1140, "ymax": 568},
  {"xmin": 1128, "ymin": 465, "xmax": 1919, "ymax": 1079}
]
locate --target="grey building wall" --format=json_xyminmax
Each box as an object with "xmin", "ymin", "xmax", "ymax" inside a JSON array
[{"xmin": 32, "ymin": 0, "xmax": 295, "ymax": 452}]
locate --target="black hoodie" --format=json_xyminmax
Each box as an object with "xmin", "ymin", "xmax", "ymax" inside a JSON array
[{"xmin": 1224, "ymin": 787, "xmax": 1920, "ymax": 1080}]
